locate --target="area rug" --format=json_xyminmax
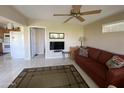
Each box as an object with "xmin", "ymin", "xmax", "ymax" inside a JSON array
[{"xmin": 8, "ymin": 65, "xmax": 89, "ymax": 88}]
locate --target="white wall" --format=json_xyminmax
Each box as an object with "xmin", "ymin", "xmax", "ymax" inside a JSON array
[
  {"xmin": 24, "ymin": 27, "xmax": 31, "ymax": 60},
  {"xmin": 28, "ymin": 20, "xmax": 84, "ymax": 59},
  {"xmin": 84, "ymin": 12, "xmax": 124, "ymax": 55}
]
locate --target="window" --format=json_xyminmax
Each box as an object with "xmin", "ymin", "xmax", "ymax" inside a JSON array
[
  {"xmin": 102, "ymin": 20, "xmax": 124, "ymax": 33},
  {"xmin": 49, "ymin": 32, "xmax": 64, "ymax": 39}
]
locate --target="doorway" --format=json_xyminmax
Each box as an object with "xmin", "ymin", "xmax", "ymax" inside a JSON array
[{"xmin": 30, "ymin": 27, "xmax": 45, "ymax": 58}]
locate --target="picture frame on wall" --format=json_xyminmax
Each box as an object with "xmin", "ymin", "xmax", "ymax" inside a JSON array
[{"xmin": 49, "ymin": 32, "xmax": 64, "ymax": 39}]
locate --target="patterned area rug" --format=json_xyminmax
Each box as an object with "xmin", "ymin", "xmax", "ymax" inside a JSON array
[{"xmin": 9, "ymin": 65, "xmax": 89, "ymax": 88}]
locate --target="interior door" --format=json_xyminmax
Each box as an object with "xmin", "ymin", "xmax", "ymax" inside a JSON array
[{"xmin": 10, "ymin": 31, "xmax": 24, "ymax": 58}]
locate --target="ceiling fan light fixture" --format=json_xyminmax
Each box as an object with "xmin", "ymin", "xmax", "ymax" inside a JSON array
[
  {"xmin": 77, "ymin": 14, "xmax": 80, "ymax": 16},
  {"xmin": 53, "ymin": 5, "xmax": 102, "ymax": 23},
  {"xmin": 74, "ymin": 14, "xmax": 77, "ymax": 17}
]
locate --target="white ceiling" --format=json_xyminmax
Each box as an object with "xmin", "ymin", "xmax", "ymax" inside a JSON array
[
  {"xmin": 12, "ymin": 5, "xmax": 124, "ymax": 25},
  {"xmin": 0, "ymin": 16, "xmax": 11, "ymax": 24}
]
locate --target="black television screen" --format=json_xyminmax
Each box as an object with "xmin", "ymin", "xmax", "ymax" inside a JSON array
[{"xmin": 50, "ymin": 42, "xmax": 64, "ymax": 50}]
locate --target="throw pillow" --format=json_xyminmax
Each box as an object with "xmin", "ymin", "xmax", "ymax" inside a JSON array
[
  {"xmin": 106, "ymin": 56, "xmax": 124, "ymax": 69},
  {"xmin": 112, "ymin": 55, "xmax": 124, "ymax": 65},
  {"xmin": 79, "ymin": 47, "xmax": 88, "ymax": 57}
]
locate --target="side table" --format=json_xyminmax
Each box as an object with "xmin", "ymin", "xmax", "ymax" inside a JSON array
[{"xmin": 62, "ymin": 51, "xmax": 70, "ymax": 59}]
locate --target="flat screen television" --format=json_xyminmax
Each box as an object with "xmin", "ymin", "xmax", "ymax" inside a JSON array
[{"xmin": 50, "ymin": 41, "xmax": 64, "ymax": 50}]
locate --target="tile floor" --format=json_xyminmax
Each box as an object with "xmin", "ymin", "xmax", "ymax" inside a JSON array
[{"xmin": 0, "ymin": 54, "xmax": 98, "ymax": 88}]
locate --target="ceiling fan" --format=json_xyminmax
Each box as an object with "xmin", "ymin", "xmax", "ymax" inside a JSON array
[{"xmin": 53, "ymin": 5, "xmax": 102, "ymax": 23}]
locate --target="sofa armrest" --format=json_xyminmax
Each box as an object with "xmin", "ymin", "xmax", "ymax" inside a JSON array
[{"xmin": 107, "ymin": 67, "xmax": 124, "ymax": 87}]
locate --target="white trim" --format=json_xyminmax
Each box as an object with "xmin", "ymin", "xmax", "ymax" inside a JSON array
[{"xmin": 28, "ymin": 26, "xmax": 47, "ymax": 59}]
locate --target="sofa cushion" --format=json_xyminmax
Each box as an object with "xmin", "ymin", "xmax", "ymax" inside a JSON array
[
  {"xmin": 87, "ymin": 47, "xmax": 101, "ymax": 61},
  {"xmin": 112, "ymin": 56, "xmax": 124, "ymax": 65},
  {"xmin": 98, "ymin": 51, "xmax": 113, "ymax": 64},
  {"xmin": 119, "ymin": 55, "xmax": 124, "ymax": 59},
  {"xmin": 76, "ymin": 54, "xmax": 91, "ymax": 63},
  {"xmin": 81, "ymin": 59, "xmax": 108, "ymax": 80}
]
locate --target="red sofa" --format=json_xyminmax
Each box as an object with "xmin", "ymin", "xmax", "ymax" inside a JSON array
[{"xmin": 74, "ymin": 47, "xmax": 124, "ymax": 88}]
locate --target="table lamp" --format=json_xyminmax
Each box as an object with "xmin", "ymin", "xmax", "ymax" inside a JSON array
[{"xmin": 79, "ymin": 36, "xmax": 85, "ymax": 48}]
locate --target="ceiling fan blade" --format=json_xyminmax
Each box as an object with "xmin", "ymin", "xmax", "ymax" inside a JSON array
[
  {"xmin": 80, "ymin": 10, "xmax": 102, "ymax": 15},
  {"xmin": 72, "ymin": 5, "xmax": 81, "ymax": 13},
  {"xmin": 76, "ymin": 16, "xmax": 85, "ymax": 22},
  {"xmin": 64, "ymin": 16, "xmax": 74, "ymax": 23},
  {"xmin": 53, "ymin": 14, "xmax": 71, "ymax": 16}
]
